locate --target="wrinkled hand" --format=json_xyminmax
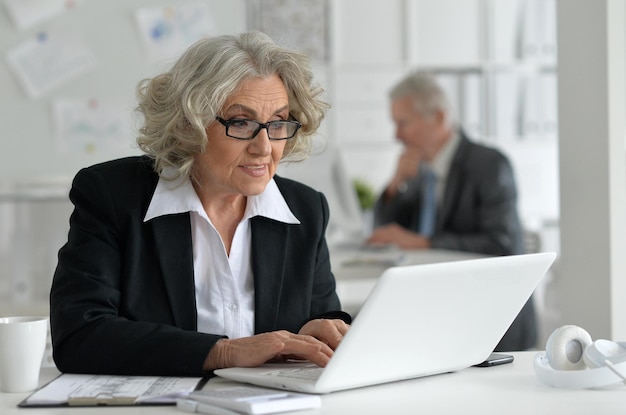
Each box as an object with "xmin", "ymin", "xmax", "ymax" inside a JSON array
[
  {"xmin": 366, "ymin": 223, "xmax": 431, "ymax": 249},
  {"xmin": 204, "ymin": 330, "xmax": 335, "ymax": 371},
  {"xmin": 298, "ymin": 318, "xmax": 350, "ymax": 351}
]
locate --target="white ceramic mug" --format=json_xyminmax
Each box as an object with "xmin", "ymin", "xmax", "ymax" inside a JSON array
[{"xmin": 0, "ymin": 316, "xmax": 48, "ymax": 393}]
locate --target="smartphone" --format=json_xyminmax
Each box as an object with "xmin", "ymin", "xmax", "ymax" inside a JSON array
[{"xmin": 473, "ymin": 352, "xmax": 514, "ymax": 367}]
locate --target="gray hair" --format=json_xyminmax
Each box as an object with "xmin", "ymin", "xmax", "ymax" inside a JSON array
[
  {"xmin": 389, "ymin": 71, "xmax": 451, "ymax": 122},
  {"xmin": 136, "ymin": 31, "xmax": 329, "ymax": 180}
]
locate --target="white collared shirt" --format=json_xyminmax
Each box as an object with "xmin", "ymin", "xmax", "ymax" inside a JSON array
[
  {"xmin": 428, "ymin": 128, "xmax": 461, "ymax": 205},
  {"xmin": 144, "ymin": 171, "xmax": 300, "ymax": 339}
]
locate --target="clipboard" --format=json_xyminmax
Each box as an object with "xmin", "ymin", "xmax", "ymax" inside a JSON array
[{"xmin": 18, "ymin": 373, "xmax": 208, "ymax": 408}]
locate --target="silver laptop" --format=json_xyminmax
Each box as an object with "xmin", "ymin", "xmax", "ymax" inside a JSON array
[{"xmin": 215, "ymin": 252, "xmax": 556, "ymax": 394}]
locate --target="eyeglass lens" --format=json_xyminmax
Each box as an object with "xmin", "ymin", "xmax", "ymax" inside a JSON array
[{"xmin": 225, "ymin": 118, "xmax": 299, "ymax": 140}]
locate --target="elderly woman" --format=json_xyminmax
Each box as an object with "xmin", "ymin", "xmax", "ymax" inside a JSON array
[{"xmin": 50, "ymin": 31, "xmax": 350, "ymax": 377}]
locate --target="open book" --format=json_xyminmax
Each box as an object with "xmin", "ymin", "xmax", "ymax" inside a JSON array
[{"xmin": 19, "ymin": 373, "xmax": 205, "ymax": 407}]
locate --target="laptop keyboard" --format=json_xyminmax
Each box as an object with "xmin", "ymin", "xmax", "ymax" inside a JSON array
[{"xmin": 266, "ymin": 366, "xmax": 324, "ymax": 380}]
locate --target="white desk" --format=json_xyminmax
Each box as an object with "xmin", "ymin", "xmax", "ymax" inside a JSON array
[
  {"xmin": 3, "ymin": 352, "xmax": 626, "ymax": 414},
  {"xmin": 331, "ymin": 247, "xmax": 486, "ymax": 315}
]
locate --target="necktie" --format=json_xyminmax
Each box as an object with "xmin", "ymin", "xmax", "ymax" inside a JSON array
[{"xmin": 418, "ymin": 168, "xmax": 437, "ymax": 237}]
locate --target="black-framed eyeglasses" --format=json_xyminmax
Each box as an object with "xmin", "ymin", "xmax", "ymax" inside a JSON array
[{"xmin": 216, "ymin": 116, "xmax": 302, "ymax": 140}]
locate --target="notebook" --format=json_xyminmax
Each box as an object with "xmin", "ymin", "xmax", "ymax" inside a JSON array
[{"xmin": 214, "ymin": 252, "xmax": 557, "ymax": 394}]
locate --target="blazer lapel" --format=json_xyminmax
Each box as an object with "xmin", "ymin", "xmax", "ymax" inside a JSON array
[
  {"xmin": 250, "ymin": 216, "xmax": 288, "ymax": 334},
  {"xmin": 151, "ymin": 213, "xmax": 197, "ymax": 330}
]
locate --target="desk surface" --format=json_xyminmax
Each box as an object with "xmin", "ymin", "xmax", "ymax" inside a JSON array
[{"xmin": 3, "ymin": 352, "xmax": 626, "ymax": 414}]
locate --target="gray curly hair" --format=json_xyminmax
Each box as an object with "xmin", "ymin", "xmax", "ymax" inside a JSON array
[{"xmin": 136, "ymin": 31, "xmax": 329, "ymax": 180}]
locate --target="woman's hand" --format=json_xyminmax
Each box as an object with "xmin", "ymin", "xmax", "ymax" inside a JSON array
[
  {"xmin": 203, "ymin": 330, "xmax": 335, "ymax": 371},
  {"xmin": 298, "ymin": 318, "xmax": 350, "ymax": 350}
]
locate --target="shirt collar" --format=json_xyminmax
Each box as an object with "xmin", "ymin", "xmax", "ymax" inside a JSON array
[
  {"xmin": 429, "ymin": 128, "xmax": 461, "ymax": 179},
  {"xmin": 144, "ymin": 169, "xmax": 300, "ymax": 225}
]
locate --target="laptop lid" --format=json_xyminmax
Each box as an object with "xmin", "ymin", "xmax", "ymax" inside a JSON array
[{"xmin": 215, "ymin": 252, "xmax": 556, "ymax": 394}]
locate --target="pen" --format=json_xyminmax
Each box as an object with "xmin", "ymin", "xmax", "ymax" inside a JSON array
[{"xmin": 177, "ymin": 398, "xmax": 242, "ymax": 415}]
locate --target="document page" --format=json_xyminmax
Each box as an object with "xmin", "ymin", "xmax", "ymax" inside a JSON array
[{"xmin": 20, "ymin": 374, "xmax": 204, "ymax": 406}]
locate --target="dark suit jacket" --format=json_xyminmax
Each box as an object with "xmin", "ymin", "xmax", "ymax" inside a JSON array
[
  {"xmin": 373, "ymin": 131, "xmax": 536, "ymax": 351},
  {"xmin": 374, "ymin": 131, "xmax": 524, "ymax": 256},
  {"xmin": 50, "ymin": 156, "xmax": 345, "ymax": 376}
]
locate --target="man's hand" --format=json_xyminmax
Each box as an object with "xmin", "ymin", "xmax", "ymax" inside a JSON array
[
  {"xmin": 366, "ymin": 223, "xmax": 431, "ymax": 249},
  {"xmin": 386, "ymin": 148, "xmax": 421, "ymax": 198}
]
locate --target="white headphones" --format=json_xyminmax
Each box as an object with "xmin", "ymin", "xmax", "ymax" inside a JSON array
[{"xmin": 534, "ymin": 325, "xmax": 626, "ymax": 388}]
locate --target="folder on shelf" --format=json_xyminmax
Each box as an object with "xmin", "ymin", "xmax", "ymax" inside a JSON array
[{"xmin": 18, "ymin": 373, "xmax": 206, "ymax": 407}]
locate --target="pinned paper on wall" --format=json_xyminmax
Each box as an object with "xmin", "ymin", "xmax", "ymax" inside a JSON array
[
  {"xmin": 134, "ymin": 2, "xmax": 215, "ymax": 62},
  {"xmin": 2, "ymin": 0, "xmax": 81, "ymax": 30},
  {"xmin": 248, "ymin": 0, "xmax": 329, "ymax": 62},
  {"xmin": 6, "ymin": 30, "xmax": 96, "ymax": 99},
  {"xmin": 51, "ymin": 98, "xmax": 135, "ymax": 155}
]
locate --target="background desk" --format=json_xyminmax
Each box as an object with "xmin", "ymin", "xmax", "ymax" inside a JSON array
[
  {"xmin": 3, "ymin": 352, "xmax": 626, "ymax": 414},
  {"xmin": 331, "ymin": 247, "xmax": 486, "ymax": 315}
]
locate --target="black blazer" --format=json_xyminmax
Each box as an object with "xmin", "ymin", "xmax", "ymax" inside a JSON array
[{"xmin": 50, "ymin": 156, "xmax": 344, "ymax": 376}]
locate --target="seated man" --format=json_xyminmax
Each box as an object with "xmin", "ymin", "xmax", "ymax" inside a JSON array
[{"xmin": 367, "ymin": 71, "xmax": 534, "ymax": 351}]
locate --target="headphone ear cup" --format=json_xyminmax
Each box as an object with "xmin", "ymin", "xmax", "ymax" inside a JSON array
[
  {"xmin": 584, "ymin": 339, "xmax": 626, "ymax": 368},
  {"xmin": 545, "ymin": 325, "xmax": 593, "ymax": 370}
]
